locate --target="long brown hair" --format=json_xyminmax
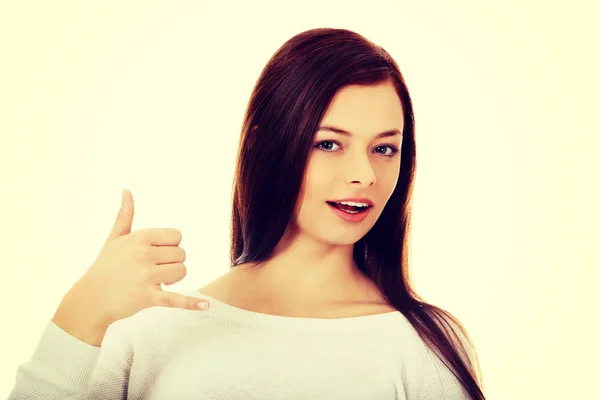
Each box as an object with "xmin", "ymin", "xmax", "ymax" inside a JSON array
[{"xmin": 229, "ymin": 28, "xmax": 485, "ymax": 399}]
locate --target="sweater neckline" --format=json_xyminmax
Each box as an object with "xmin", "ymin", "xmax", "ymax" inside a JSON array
[{"xmin": 187, "ymin": 289, "xmax": 406, "ymax": 332}]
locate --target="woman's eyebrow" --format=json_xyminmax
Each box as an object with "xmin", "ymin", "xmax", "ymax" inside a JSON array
[{"xmin": 317, "ymin": 125, "xmax": 401, "ymax": 139}]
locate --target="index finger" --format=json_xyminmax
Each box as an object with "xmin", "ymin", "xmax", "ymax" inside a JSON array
[{"xmin": 134, "ymin": 228, "xmax": 183, "ymax": 246}]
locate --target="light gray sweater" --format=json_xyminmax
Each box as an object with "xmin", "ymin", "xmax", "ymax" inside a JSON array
[{"xmin": 8, "ymin": 288, "xmax": 476, "ymax": 399}]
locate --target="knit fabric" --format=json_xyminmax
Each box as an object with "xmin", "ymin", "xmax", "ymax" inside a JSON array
[{"xmin": 8, "ymin": 288, "xmax": 474, "ymax": 399}]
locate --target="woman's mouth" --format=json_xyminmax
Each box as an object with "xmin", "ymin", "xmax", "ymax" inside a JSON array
[
  {"xmin": 326, "ymin": 201, "xmax": 372, "ymax": 223},
  {"xmin": 326, "ymin": 201, "xmax": 371, "ymax": 213}
]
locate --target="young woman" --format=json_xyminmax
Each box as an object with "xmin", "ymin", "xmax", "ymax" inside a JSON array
[{"xmin": 9, "ymin": 28, "xmax": 485, "ymax": 399}]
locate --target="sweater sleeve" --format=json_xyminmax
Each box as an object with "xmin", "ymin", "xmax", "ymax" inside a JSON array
[{"xmin": 7, "ymin": 317, "xmax": 133, "ymax": 400}]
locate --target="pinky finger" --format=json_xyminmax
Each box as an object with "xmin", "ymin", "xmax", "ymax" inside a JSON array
[{"xmin": 154, "ymin": 291, "xmax": 210, "ymax": 311}]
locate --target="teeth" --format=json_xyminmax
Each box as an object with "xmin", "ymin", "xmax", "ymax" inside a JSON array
[{"xmin": 336, "ymin": 201, "xmax": 370, "ymax": 208}]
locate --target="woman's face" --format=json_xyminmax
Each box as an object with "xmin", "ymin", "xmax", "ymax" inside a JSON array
[{"xmin": 294, "ymin": 81, "xmax": 405, "ymax": 245}]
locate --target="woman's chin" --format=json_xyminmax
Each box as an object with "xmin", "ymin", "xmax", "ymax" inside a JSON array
[{"xmin": 320, "ymin": 231, "xmax": 370, "ymax": 246}]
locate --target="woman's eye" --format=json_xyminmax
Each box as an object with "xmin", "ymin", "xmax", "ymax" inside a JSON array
[
  {"xmin": 375, "ymin": 145, "xmax": 399, "ymax": 156},
  {"xmin": 316, "ymin": 141, "xmax": 339, "ymax": 151}
]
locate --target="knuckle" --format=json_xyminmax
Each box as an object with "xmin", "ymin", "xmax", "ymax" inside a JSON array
[
  {"xmin": 142, "ymin": 267, "xmax": 154, "ymax": 283},
  {"xmin": 166, "ymin": 264, "xmax": 186, "ymax": 285},
  {"xmin": 179, "ymin": 247, "xmax": 187, "ymax": 262},
  {"xmin": 172, "ymin": 229, "xmax": 182, "ymax": 243},
  {"xmin": 145, "ymin": 289, "xmax": 154, "ymax": 307},
  {"xmin": 131, "ymin": 230, "xmax": 145, "ymax": 243},
  {"xmin": 134, "ymin": 245, "xmax": 152, "ymax": 261},
  {"xmin": 177, "ymin": 263, "xmax": 187, "ymax": 278},
  {"xmin": 161, "ymin": 294, "xmax": 174, "ymax": 308}
]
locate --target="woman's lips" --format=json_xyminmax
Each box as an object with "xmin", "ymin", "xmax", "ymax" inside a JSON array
[{"xmin": 326, "ymin": 202, "xmax": 371, "ymax": 223}]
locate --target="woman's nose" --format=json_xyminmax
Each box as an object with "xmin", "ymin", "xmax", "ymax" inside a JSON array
[{"xmin": 343, "ymin": 154, "xmax": 376, "ymax": 186}]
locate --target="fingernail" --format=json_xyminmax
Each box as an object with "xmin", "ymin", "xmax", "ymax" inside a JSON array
[{"xmin": 197, "ymin": 302, "xmax": 210, "ymax": 310}]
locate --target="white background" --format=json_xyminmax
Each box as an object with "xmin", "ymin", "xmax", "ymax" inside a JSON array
[{"xmin": 1, "ymin": 1, "xmax": 598, "ymax": 398}]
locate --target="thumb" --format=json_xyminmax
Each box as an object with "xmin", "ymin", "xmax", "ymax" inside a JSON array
[{"xmin": 107, "ymin": 189, "xmax": 135, "ymax": 242}]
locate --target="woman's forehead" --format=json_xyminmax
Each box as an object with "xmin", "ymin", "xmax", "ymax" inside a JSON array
[{"xmin": 319, "ymin": 83, "xmax": 404, "ymax": 135}]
